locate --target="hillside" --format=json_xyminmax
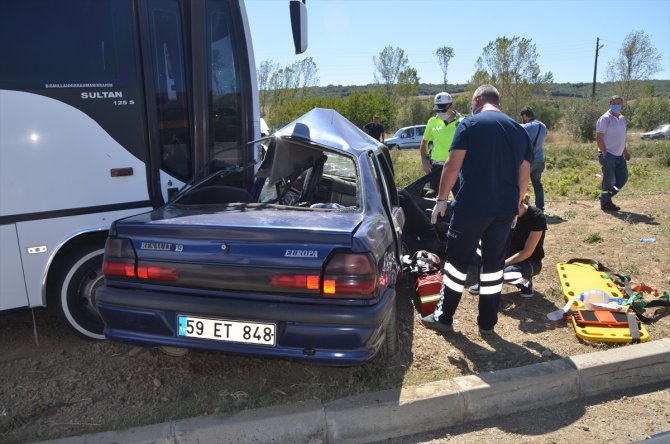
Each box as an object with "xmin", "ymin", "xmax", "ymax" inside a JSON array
[{"xmin": 310, "ymin": 80, "xmax": 670, "ymax": 100}]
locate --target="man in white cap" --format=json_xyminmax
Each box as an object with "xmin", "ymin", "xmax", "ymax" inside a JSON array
[{"xmin": 420, "ymin": 92, "xmax": 463, "ymax": 195}]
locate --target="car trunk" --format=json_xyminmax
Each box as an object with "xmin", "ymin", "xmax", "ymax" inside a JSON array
[{"xmin": 109, "ymin": 208, "xmax": 364, "ymax": 295}]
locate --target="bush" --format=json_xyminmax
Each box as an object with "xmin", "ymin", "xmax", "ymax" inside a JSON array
[
  {"xmin": 453, "ymin": 93, "xmax": 472, "ymax": 116},
  {"xmin": 395, "ymin": 98, "xmax": 432, "ymax": 129},
  {"xmin": 584, "ymin": 232, "xmax": 603, "ymax": 244},
  {"xmin": 563, "ymin": 99, "xmax": 603, "ymax": 142},
  {"xmin": 630, "ymin": 97, "xmax": 670, "ymax": 131},
  {"xmin": 630, "ymin": 140, "xmax": 670, "ymax": 167},
  {"xmin": 267, "ymin": 91, "xmax": 395, "ymax": 130},
  {"xmin": 526, "ymin": 100, "xmax": 562, "ymax": 130}
]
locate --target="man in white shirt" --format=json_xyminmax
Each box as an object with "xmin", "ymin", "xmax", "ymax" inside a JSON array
[{"xmin": 596, "ymin": 95, "xmax": 631, "ymax": 212}]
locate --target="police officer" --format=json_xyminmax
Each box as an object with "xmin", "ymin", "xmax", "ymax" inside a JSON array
[
  {"xmin": 420, "ymin": 92, "xmax": 463, "ymax": 195},
  {"xmin": 419, "ymin": 84, "xmax": 531, "ymax": 336}
]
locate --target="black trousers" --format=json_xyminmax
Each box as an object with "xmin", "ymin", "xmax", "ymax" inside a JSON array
[
  {"xmin": 430, "ymin": 163, "xmax": 460, "ymax": 198},
  {"xmin": 434, "ymin": 211, "xmax": 514, "ymax": 330}
]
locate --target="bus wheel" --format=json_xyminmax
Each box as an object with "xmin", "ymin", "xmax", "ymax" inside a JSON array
[{"xmin": 50, "ymin": 245, "xmax": 106, "ymax": 340}]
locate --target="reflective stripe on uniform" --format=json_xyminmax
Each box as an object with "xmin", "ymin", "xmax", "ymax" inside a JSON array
[
  {"xmin": 479, "ymin": 283, "xmax": 503, "ymax": 295},
  {"xmin": 481, "ymin": 270, "xmax": 503, "ymax": 282}
]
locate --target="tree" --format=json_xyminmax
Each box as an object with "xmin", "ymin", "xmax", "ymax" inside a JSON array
[
  {"xmin": 394, "ymin": 68, "xmax": 423, "ymax": 128},
  {"xmin": 435, "ymin": 46, "xmax": 454, "ymax": 91},
  {"xmin": 257, "ymin": 60, "xmax": 280, "ymax": 115},
  {"xmin": 295, "ymin": 57, "xmax": 319, "ymax": 99},
  {"xmin": 267, "ymin": 57, "xmax": 319, "ymax": 108},
  {"xmin": 373, "ymin": 46, "xmax": 409, "ymax": 100},
  {"xmin": 395, "ymin": 67, "xmax": 420, "ymax": 101},
  {"xmin": 607, "ymin": 30, "xmax": 663, "ymax": 104},
  {"xmin": 563, "ymin": 99, "xmax": 601, "ymax": 142},
  {"xmin": 473, "ymin": 36, "xmax": 553, "ymax": 116}
]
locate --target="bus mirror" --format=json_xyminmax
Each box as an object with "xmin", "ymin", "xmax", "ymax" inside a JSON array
[{"xmin": 289, "ymin": 0, "xmax": 307, "ymax": 54}]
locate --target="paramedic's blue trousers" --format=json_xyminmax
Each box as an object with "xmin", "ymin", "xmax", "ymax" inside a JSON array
[{"xmin": 434, "ymin": 212, "xmax": 515, "ymax": 330}]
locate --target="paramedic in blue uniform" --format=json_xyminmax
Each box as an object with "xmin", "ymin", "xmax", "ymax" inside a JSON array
[
  {"xmin": 419, "ymin": 84, "xmax": 531, "ymax": 335},
  {"xmin": 469, "ymin": 194, "xmax": 547, "ymax": 298}
]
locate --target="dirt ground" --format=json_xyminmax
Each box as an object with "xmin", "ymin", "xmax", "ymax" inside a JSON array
[
  {"xmin": 382, "ymin": 382, "xmax": 670, "ymax": 444},
  {"xmin": 1, "ymin": 194, "xmax": 669, "ymax": 443}
]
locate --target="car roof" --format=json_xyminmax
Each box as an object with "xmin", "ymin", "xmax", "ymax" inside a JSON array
[{"xmin": 274, "ymin": 108, "xmax": 383, "ymax": 156}]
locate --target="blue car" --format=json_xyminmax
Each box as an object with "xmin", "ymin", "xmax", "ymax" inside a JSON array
[{"xmin": 97, "ymin": 109, "xmax": 405, "ymax": 365}]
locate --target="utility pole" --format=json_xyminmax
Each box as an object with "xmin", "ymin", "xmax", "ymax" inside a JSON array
[{"xmin": 591, "ymin": 37, "xmax": 604, "ymax": 99}]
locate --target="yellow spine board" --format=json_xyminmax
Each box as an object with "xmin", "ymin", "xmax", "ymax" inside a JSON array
[
  {"xmin": 571, "ymin": 316, "xmax": 649, "ymax": 343},
  {"xmin": 556, "ymin": 262, "xmax": 649, "ymax": 343}
]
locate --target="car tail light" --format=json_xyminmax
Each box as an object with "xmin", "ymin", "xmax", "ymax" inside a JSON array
[
  {"xmin": 103, "ymin": 237, "xmax": 179, "ymax": 281},
  {"xmin": 137, "ymin": 264, "xmax": 179, "ymax": 281},
  {"xmin": 103, "ymin": 237, "xmax": 137, "ymax": 278},
  {"xmin": 272, "ymin": 274, "xmax": 320, "ymax": 290},
  {"xmin": 322, "ymin": 253, "xmax": 377, "ymax": 299}
]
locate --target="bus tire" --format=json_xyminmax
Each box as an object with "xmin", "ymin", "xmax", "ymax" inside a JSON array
[{"xmin": 49, "ymin": 244, "xmax": 106, "ymax": 340}]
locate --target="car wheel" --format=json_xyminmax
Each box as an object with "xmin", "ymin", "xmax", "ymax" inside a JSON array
[
  {"xmin": 380, "ymin": 298, "xmax": 399, "ymax": 358},
  {"xmin": 49, "ymin": 244, "xmax": 106, "ymax": 340},
  {"xmin": 388, "ymin": 144, "xmax": 399, "ymax": 150},
  {"xmin": 159, "ymin": 346, "xmax": 190, "ymax": 357}
]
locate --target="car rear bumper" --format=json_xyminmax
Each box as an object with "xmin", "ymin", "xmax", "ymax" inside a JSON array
[{"xmin": 96, "ymin": 285, "xmax": 395, "ymax": 365}]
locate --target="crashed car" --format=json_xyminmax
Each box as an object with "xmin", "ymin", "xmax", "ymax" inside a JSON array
[{"xmin": 96, "ymin": 108, "xmax": 405, "ymax": 365}]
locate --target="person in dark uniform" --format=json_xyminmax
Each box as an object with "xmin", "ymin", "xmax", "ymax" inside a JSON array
[
  {"xmin": 419, "ymin": 84, "xmax": 531, "ymax": 336},
  {"xmin": 364, "ymin": 115, "xmax": 385, "ymax": 142},
  {"xmin": 469, "ymin": 194, "xmax": 547, "ymax": 297}
]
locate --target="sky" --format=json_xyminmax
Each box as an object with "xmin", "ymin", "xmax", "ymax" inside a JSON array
[{"xmin": 245, "ymin": 0, "xmax": 670, "ymax": 87}]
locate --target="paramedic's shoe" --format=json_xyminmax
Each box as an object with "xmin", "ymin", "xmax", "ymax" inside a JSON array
[
  {"xmin": 468, "ymin": 283, "xmax": 480, "ymax": 295},
  {"xmin": 518, "ymin": 280, "xmax": 535, "ymax": 298},
  {"xmin": 601, "ymin": 202, "xmax": 620, "ymax": 212},
  {"xmin": 418, "ymin": 313, "xmax": 453, "ymax": 333},
  {"xmin": 478, "ymin": 327, "xmax": 495, "ymax": 336}
]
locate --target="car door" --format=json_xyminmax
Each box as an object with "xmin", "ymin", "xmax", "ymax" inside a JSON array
[
  {"xmin": 399, "ymin": 127, "xmax": 414, "ymax": 149},
  {"xmin": 413, "ymin": 126, "xmax": 426, "ymax": 148},
  {"xmin": 371, "ymin": 148, "xmax": 404, "ymax": 261}
]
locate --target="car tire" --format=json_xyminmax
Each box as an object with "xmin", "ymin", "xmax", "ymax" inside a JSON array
[
  {"xmin": 380, "ymin": 297, "xmax": 399, "ymax": 358},
  {"xmin": 388, "ymin": 144, "xmax": 399, "ymax": 150},
  {"xmin": 159, "ymin": 346, "xmax": 190, "ymax": 357},
  {"xmin": 48, "ymin": 243, "xmax": 106, "ymax": 340}
]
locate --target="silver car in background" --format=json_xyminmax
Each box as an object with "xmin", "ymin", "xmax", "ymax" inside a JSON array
[
  {"xmin": 641, "ymin": 123, "xmax": 670, "ymax": 140},
  {"xmin": 385, "ymin": 125, "xmax": 426, "ymax": 150}
]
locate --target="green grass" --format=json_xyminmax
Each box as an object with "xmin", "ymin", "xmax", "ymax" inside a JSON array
[
  {"xmin": 390, "ymin": 137, "xmax": 670, "ymax": 202},
  {"xmin": 584, "ymin": 232, "xmax": 604, "ymax": 244}
]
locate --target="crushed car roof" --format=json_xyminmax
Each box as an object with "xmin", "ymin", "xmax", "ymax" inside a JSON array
[{"xmin": 274, "ymin": 108, "xmax": 383, "ymax": 154}]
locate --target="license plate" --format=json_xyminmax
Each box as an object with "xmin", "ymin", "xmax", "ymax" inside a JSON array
[{"xmin": 177, "ymin": 315, "xmax": 276, "ymax": 346}]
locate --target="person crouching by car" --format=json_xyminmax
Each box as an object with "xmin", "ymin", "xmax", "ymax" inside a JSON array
[{"xmin": 469, "ymin": 194, "xmax": 547, "ymax": 298}]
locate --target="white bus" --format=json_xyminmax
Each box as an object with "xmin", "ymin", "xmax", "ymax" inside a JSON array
[{"xmin": 0, "ymin": 0, "xmax": 307, "ymax": 340}]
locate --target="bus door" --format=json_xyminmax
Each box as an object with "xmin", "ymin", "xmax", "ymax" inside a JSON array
[
  {"xmin": 140, "ymin": 0, "xmax": 193, "ymax": 203},
  {"xmin": 141, "ymin": 0, "xmax": 254, "ymax": 200}
]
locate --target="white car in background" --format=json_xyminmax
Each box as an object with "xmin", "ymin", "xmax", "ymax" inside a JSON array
[
  {"xmin": 640, "ymin": 123, "xmax": 670, "ymax": 140},
  {"xmin": 385, "ymin": 125, "xmax": 426, "ymax": 150}
]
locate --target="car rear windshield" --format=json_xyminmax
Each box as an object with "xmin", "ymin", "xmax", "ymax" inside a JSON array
[{"xmin": 173, "ymin": 140, "xmax": 361, "ymax": 211}]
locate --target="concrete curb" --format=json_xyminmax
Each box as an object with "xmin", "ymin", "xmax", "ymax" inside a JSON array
[{"xmin": 41, "ymin": 338, "xmax": 670, "ymax": 444}]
